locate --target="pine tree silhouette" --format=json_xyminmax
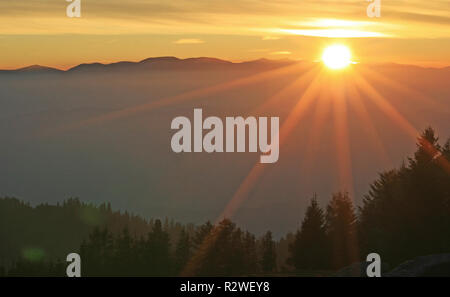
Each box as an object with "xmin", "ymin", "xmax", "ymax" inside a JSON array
[
  {"xmin": 287, "ymin": 195, "xmax": 328, "ymax": 270},
  {"xmin": 326, "ymin": 192, "xmax": 358, "ymax": 269},
  {"xmin": 260, "ymin": 231, "xmax": 277, "ymax": 273},
  {"xmin": 174, "ymin": 228, "xmax": 191, "ymax": 274}
]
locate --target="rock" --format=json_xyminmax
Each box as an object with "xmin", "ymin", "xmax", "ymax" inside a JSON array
[{"xmin": 386, "ymin": 254, "xmax": 450, "ymax": 277}]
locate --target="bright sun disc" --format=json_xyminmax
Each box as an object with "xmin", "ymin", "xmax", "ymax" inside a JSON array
[{"xmin": 322, "ymin": 45, "xmax": 351, "ymax": 69}]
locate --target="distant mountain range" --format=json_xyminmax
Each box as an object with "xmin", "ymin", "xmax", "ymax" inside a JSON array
[
  {"xmin": 0, "ymin": 57, "xmax": 299, "ymax": 74},
  {"xmin": 2, "ymin": 57, "xmax": 449, "ymax": 75}
]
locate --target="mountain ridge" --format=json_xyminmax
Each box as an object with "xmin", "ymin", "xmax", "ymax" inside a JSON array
[
  {"xmin": 0, "ymin": 57, "xmax": 296, "ymax": 74},
  {"xmin": 2, "ymin": 57, "xmax": 449, "ymax": 74}
]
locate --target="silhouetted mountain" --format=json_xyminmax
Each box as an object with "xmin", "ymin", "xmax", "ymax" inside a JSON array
[
  {"xmin": 0, "ymin": 57, "xmax": 297, "ymax": 75},
  {"xmin": 3, "ymin": 57, "xmax": 448, "ymax": 76},
  {"xmin": 67, "ymin": 57, "xmax": 299, "ymax": 73},
  {"xmin": 0, "ymin": 65, "xmax": 63, "ymax": 75}
]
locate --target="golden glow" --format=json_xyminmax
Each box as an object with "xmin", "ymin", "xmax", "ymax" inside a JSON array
[
  {"xmin": 322, "ymin": 45, "xmax": 352, "ymax": 69},
  {"xmin": 278, "ymin": 28, "xmax": 385, "ymax": 38},
  {"xmin": 1, "ymin": 0, "xmax": 450, "ymax": 68}
]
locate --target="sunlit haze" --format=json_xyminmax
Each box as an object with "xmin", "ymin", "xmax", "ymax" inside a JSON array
[{"xmin": 1, "ymin": 0, "xmax": 450, "ymax": 69}]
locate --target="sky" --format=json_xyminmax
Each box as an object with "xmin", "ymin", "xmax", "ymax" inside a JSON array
[{"xmin": 1, "ymin": 0, "xmax": 450, "ymax": 69}]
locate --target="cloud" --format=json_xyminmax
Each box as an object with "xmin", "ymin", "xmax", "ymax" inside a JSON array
[
  {"xmin": 270, "ymin": 51, "xmax": 291, "ymax": 55},
  {"xmin": 0, "ymin": 0, "xmax": 449, "ymax": 39},
  {"xmin": 174, "ymin": 38, "xmax": 205, "ymax": 44},
  {"xmin": 262, "ymin": 36, "xmax": 280, "ymax": 40},
  {"xmin": 276, "ymin": 28, "xmax": 387, "ymax": 38}
]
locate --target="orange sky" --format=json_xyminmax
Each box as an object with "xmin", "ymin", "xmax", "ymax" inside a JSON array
[{"xmin": 1, "ymin": 0, "xmax": 449, "ymax": 69}]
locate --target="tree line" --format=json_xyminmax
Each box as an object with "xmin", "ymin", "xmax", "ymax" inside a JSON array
[{"xmin": 2, "ymin": 127, "xmax": 449, "ymax": 276}]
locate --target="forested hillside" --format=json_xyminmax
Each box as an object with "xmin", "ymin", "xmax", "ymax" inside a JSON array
[{"xmin": 1, "ymin": 128, "xmax": 449, "ymax": 276}]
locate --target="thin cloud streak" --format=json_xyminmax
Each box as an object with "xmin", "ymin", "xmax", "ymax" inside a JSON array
[{"xmin": 174, "ymin": 38, "xmax": 205, "ymax": 44}]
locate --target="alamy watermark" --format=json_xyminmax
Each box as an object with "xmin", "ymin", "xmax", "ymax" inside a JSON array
[
  {"xmin": 366, "ymin": 252, "xmax": 381, "ymax": 277},
  {"xmin": 66, "ymin": 252, "xmax": 81, "ymax": 277},
  {"xmin": 170, "ymin": 109, "xmax": 280, "ymax": 163},
  {"xmin": 367, "ymin": 0, "xmax": 381, "ymax": 18},
  {"xmin": 66, "ymin": 0, "xmax": 81, "ymax": 18}
]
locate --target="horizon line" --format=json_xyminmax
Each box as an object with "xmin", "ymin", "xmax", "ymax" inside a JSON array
[{"xmin": 1, "ymin": 56, "xmax": 450, "ymax": 72}]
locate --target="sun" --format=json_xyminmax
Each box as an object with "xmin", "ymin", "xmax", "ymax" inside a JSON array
[{"xmin": 322, "ymin": 44, "xmax": 352, "ymax": 69}]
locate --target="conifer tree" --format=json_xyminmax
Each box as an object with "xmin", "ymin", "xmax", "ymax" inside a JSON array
[
  {"xmin": 174, "ymin": 228, "xmax": 191, "ymax": 274},
  {"xmin": 326, "ymin": 192, "xmax": 358, "ymax": 269},
  {"xmin": 288, "ymin": 195, "xmax": 328, "ymax": 270},
  {"xmin": 260, "ymin": 231, "xmax": 277, "ymax": 273}
]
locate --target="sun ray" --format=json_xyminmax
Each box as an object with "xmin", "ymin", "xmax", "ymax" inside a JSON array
[
  {"xmin": 217, "ymin": 70, "xmax": 324, "ymax": 222},
  {"xmin": 252, "ymin": 65, "xmax": 321, "ymax": 115},
  {"xmin": 277, "ymin": 70, "xmax": 325, "ymax": 147},
  {"xmin": 299, "ymin": 82, "xmax": 333, "ymax": 186},
  {"xmin": 353, "ymin": 72, "xmax": 418, "ymax": 138},
  {"xmin": 330, "ymin": 74, "xmax": 355, "ymax": 199},
  {"xmin": 327, "ymin": 72, "xmax": 360, "ymax": 266},
  {"xmin": 353, "ymin": 71, "xmax": 450, "ymax": 174},
  {"xmin": 346, "ymin": 79, "xmax": 392, "ymax": 168},
  {"xmin": 181, "ymin": 69, "xmax": 325, "ymax": 276},
  {"xmin": 358, "ymin": 65, "xmax": 450, "ymax": 115},
  {"xmin": 42, "ymin": 62, "xmax": 313, "ymax": 137}
]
